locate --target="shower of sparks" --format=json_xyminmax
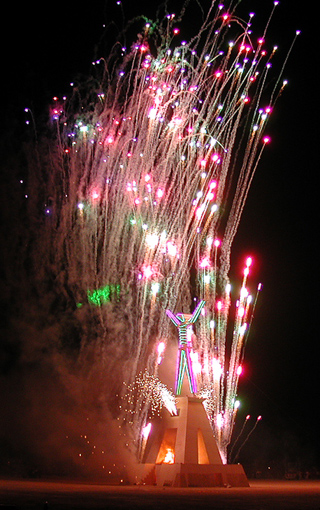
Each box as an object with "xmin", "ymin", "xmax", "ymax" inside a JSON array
[
  {"xmin": 124, "ymin": 371, "xmax": 177, "ymax": 419},
  {"xmin": 122, "ymin": 371, "xmax": 177, "ymax": 451},
  {"xmin": 23, "ymin": 1, "xmax": 299, "ymax": 462}
]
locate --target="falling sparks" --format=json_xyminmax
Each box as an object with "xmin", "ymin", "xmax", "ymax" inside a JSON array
[
  {"xmin": 123, "ymin": 371, "xmax": 177, "ymax": 423},
  {"xmin": 196, "ymin": 257, "xmax": 262, "ymax": 460}
]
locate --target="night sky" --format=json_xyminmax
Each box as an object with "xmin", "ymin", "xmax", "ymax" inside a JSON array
[{"xmin": 1, "ymin": 0, "xmax": 317, "ymax": 477}]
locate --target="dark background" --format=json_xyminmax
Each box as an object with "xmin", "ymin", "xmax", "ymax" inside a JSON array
[{"xmin": 1, "ymin": 0, "xmax": 317, "ymax": 478}]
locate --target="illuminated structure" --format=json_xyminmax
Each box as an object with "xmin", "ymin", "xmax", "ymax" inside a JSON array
[
  {"xmin": 166, "ymin": 300, "xmax": 205, "ymax": 395},
  {"xmin": 132, "ymin": 297, "xmax": 250, "ymax": 487},
  {"xmin": 134, "ymin": 396, "xmax": 249, "ymax": 487}
]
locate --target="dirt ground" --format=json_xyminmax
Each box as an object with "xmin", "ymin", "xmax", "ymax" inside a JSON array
[{"xmin": 1, "ymin": 479, "xmax": 320, "ymax": 509}]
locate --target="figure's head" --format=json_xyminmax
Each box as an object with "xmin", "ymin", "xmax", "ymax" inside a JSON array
[{"xmin": 176, "ymin": 313, "xmax": 192, "ymax": 324}]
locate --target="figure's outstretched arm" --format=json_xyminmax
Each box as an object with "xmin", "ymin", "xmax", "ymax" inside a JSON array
[
  {"xmin": 166, "ymin": 309, "xmax": 181, "ymax": 327},
  {"xmin": 189, "ymin": 300, "xmax": 206, "ymax": 323}
]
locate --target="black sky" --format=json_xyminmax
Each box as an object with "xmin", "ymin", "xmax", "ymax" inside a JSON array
[{"xmin": 1, "ymin": 0, "xmax": 317, "ymax": 473}]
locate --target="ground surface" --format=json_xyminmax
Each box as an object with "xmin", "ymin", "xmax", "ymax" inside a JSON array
[{"xmin": 0, "ymin": 479, "xmax": 320, "ymax": 509}]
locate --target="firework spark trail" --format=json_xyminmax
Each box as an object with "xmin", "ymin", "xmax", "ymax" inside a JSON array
[
  {"xmin": 25, "ymin": 3, "xmax": 298, "ymax": 460},
  {"xmin": 233, "ymin": 415, "xmax": 262, "ymax": 462},
  {"xmin": 228, "ymin": 413, "xmax": 251, "ymax": 463}
]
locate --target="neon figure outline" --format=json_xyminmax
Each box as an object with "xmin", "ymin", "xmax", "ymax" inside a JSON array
[{"xmin": 166, "ymin": 300, "xmax": 205, "ymax": 395}]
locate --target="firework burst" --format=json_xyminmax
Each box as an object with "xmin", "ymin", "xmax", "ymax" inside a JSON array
[{"xmin": 22, "ymin": 1, "xmax": 299, "ymax": 462}]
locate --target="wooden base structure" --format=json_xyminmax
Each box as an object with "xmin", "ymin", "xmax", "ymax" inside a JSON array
[{"xmin": 132, "ymin": 397, "xmax": 249, "ymax": 487}]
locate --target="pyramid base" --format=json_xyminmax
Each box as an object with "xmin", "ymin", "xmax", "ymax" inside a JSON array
[{"xmin": 132, "ymin": 462, "xmax": 249, "ymax": 487}]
